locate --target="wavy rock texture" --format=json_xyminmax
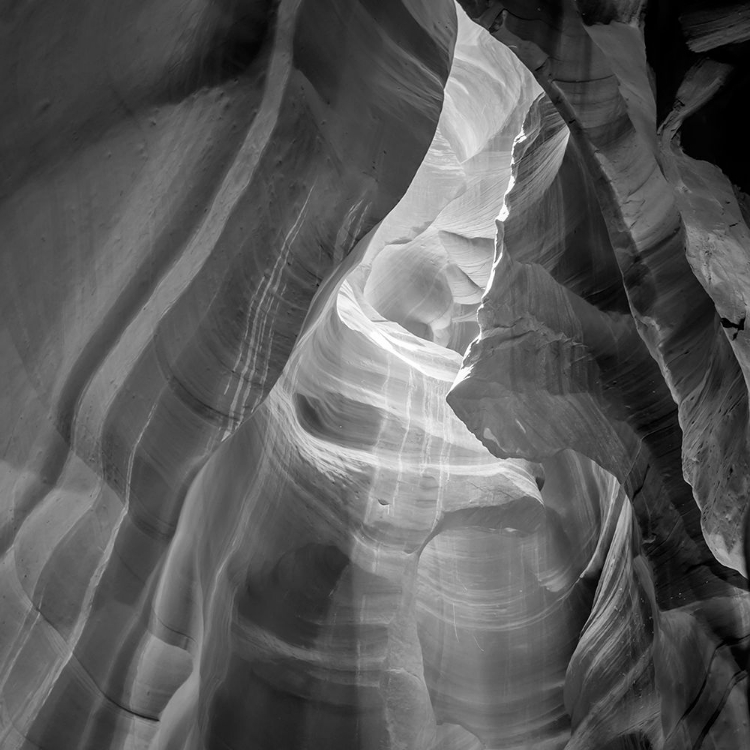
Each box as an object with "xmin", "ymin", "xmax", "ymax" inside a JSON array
[
  {"xmin": 0, "ymin": 0, "xmax": 455, "ymax": 746},
  {"xmin": 3, "ymin": 1, "xmax": 750, "ymax": 750},
  {"xmin": 360, "ymin": 19, "xmax": 538, "ymax": 354},
  {"xmin": 451, "ymin": 0, "xmax": 750, "ymax": 747},
  {"xmin": 456, "ymin": 0, "xmax": 750, "ymax": 574}
]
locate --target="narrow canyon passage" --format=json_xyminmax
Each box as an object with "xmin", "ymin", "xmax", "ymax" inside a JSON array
[{"xmin": 3, "ymin": 1, "xmax": 750, "ymax": 749}]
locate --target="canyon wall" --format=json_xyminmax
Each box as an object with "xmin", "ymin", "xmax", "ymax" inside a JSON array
[{"xmin": 2, "ymin": 1, "xmax": 750, "ymax": 749}]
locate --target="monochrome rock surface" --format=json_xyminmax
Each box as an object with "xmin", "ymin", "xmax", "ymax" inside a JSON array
[{"xmin": 2, "ymin": 1, "xmax": 750, "ymax": 749}]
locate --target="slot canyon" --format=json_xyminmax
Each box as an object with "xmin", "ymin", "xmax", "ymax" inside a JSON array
[{"xmin": 3, "ymin": 0, "xmax": 750, "ymax": 748}]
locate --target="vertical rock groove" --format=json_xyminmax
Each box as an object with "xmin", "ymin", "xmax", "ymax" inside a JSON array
[{"xmin": 3, "ymin": 1, "xmax": 750, "ymax": 749}]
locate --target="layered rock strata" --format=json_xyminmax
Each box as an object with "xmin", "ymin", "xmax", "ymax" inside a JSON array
[
  {"xmin": 2, "ymin": 1, "xmax": 750, "ymax": 749},
  {"xmin": 456, "ymin": 0, "xmax": 750, "ymax": 573},
  {"xmin": 361, "ymin": 19, "xmax": 538, "ymax": 353},
  {"xmin": 450, "ymin": 93, "xmax": 750, "ymax": 749},
  {"xmin": 0, "ymin": 0, "xmax": 455, "ymax": 747},
  {"xmin": 451, "ymin": 0, "xmax": 750, "ymax": 746}
]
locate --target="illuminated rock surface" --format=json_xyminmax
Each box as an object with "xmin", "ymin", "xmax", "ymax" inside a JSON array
[{"xmin": 2, "ymin": 1, "xmax": 750, "ymax": 749}]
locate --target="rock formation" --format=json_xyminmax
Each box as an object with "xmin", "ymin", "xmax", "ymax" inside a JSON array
[{"xmin": 2, "ymin": 1, "xmax": 750, "ymax": 749}]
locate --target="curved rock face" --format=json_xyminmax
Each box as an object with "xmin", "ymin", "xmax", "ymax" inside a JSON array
[
  {"xmin": 3, "ymin": 1, "xmax": 750, "ymax": 749},
  {"xmin": 455, "ymin": 0, "xmax": 750, "ymax": 574},
  {"xmin": 361, "ymin": 19, "xmax": 538, "ymax": 354},
  {"xmin": 449, "ymin": 90, "xmax": 750, "ymax": 750},
  {"xmin": 0, "ymin": 0, "xmax": 456, "ymax": 746},
  {"xmin": 451, "ymin": 0, "xmax": 750, "ymax": 747}
]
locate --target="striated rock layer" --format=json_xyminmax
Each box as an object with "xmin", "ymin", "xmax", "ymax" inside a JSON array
[
  {"xmin": 0, "ymin": 0, "xmax": 456, "ymax": 746},
  {"xmin": 451, "ymin": 0, "xmax": 750, "ymax": 747},
  {"xmin": 450, "ymin": 93, "xmax": 750, "ymax": 749},
  {"xmin": 3, "ymin": 1, "xmax": 750, "ymax": 750}
]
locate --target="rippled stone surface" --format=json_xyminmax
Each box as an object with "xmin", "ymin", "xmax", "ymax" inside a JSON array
[
  {"xmin": 3, "ymin": 1, "xmax": 750, "ymax": 749},
  {"xmin": 452, "ymin": 0, "xmax": 750, "ymax": 746},
  {"xmin": 0, "ymin": 0, "xmax": 456, "ymax": 746},
  {"xmin": 449, "ymin": 92, "xmax": 750, "ymax": 748}
]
